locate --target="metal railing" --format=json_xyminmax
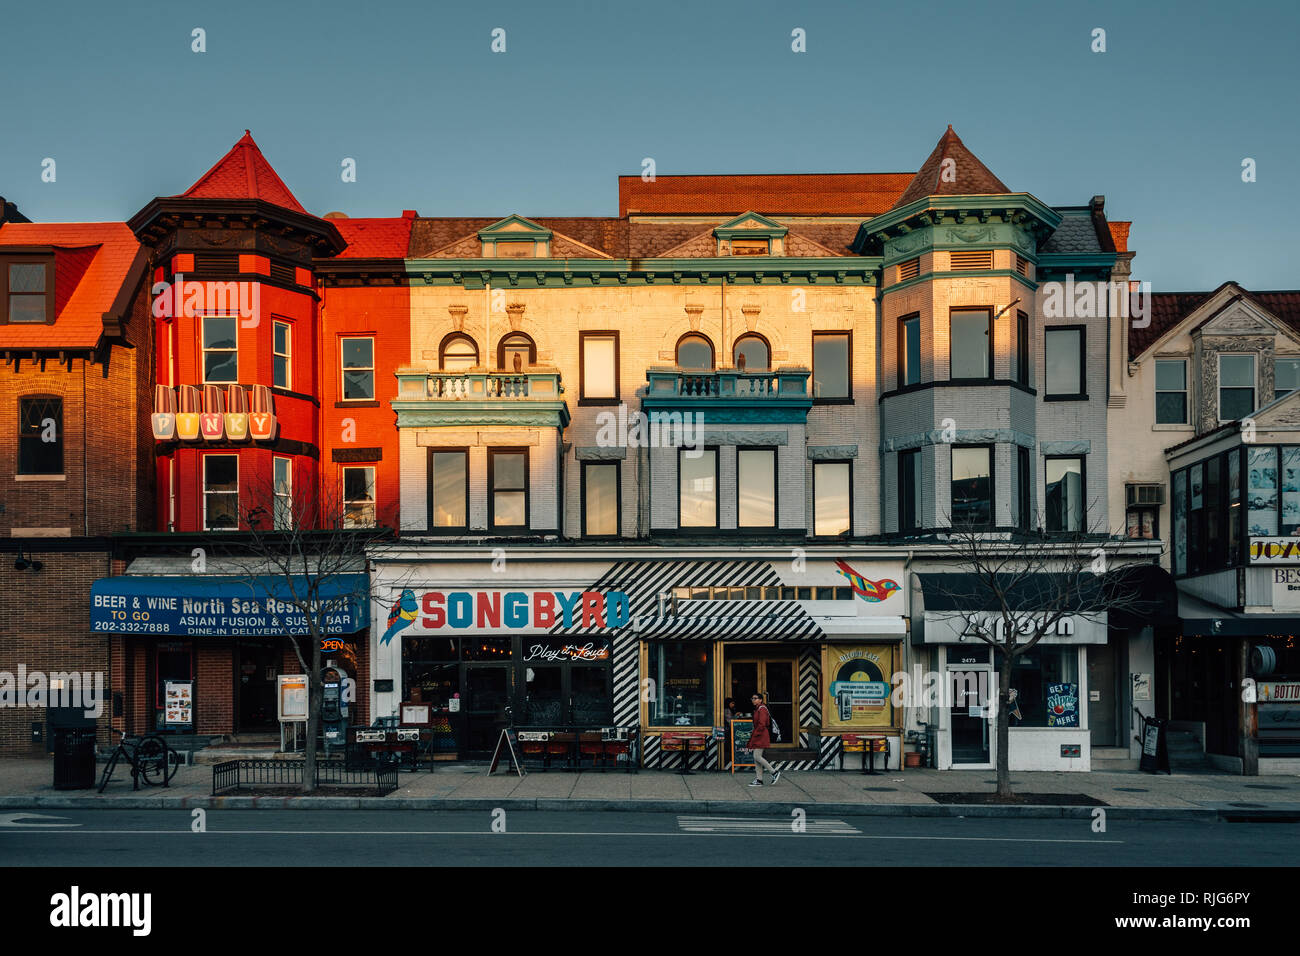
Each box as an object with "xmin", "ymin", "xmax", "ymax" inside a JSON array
[
  {"xmin": 646, "ymin": 367, "xmax": 811, "ymax": 400},
  {"xmin": 211, "ymin": 758, "xmax": 398, "ymax": 795},
  {"xmin": 396, "ymin": 368, "xmax": 564, "ymax": 401}
]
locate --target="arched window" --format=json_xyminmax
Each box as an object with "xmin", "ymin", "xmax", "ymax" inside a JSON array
[
  {"xmin": 439, "ymin": 333, "xmax": 479, "ymax": 371},
  {"xmin": 676, "ymin": 333, "xmax": 715, "ymax": 370},
  {"xmin": 497, "ymin": 332, "xmax": 536, "ymax": 371},
  {"xmin": 733, "ymin": 334, "xmax": 770, "ymax": 371}
]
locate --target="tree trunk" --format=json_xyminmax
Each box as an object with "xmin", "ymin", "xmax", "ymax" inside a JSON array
[{"xmin": 996, "ymin": 654, "xmax": 1014, "ymax": 798}]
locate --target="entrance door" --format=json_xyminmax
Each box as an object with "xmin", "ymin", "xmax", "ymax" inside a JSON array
[
  {"xmin": 949, "ymin": 667, "xmax": 991, "ymax": 764},
  {"xmin": 1087, "ymin": 644, "xmax": 1118, "ymax": 747},
  {"xmin": 519, "ymin": 664, "xmax": 613, "ymax": 726},
  {"xmin": 727, "ymin": 655, "xmax": 797, "ymax": 747},
  {"xmin": 463, "ymin": 666, "xmax": 511, "ymax": 757},
  {"xmin": 237, "ymin": 642, "xmax": 279, "ymax": 731}
]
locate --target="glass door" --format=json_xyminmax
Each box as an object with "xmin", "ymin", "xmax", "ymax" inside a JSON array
[
  {"xmin": 949, "ymin": 667, "xmax": 991, "ymax": 764},
  {"xmin": 726, "ymin": 654, "xmax": 797, "ymax": 748},
  {"xmin": 521, "ymin": 665, "xmax": 564, "ymax": 724},
  {"xmin": 463, "ymin": 666, "xmax": 511, "ymax": 757}
]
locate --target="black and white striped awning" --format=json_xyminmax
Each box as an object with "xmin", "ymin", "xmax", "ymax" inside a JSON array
[{"xmin": 548, "ymin": 558, "xmax": 824, "ymax": 641}]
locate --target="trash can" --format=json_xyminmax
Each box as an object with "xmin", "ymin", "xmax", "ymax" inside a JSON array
[{"xmin": 52, "ymin": 728, "xmax": 97, "ymax": 790}]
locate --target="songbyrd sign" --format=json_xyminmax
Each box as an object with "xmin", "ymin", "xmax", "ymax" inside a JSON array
[
  {"xmin": 403, "ymin": 589, "xmax": 631, "ymax": 635},
  {"xmin": 90, "ymin": 575, "xmax": 368, "ymax": 637}
]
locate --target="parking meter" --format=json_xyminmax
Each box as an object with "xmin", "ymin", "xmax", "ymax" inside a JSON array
[{"xmin": 321, "ymin": 664, "xmax": 350, "ymax": 754}]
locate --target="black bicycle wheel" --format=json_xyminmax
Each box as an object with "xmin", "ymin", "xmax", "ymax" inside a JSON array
[
  {"xmin": 136, "ymin": 736, "xmax": 171, "ymax": 786},
  {"xmin": 97, "ymin": 749, "xmax": 120, "ymax": 793}
]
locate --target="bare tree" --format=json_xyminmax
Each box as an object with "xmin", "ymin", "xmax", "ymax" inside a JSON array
[
  {"xmin": 203, "ymin": 468, "xmax": 394, "ymax": 793},
  {"xmin": 925, "ymin": 514, "xmax": 1163, "ymax": 798}
]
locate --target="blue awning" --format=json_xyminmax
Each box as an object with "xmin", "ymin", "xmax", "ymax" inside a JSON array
[{"xmin": 91, "ymin": 574, "xmax": 369, "ymax": 637}]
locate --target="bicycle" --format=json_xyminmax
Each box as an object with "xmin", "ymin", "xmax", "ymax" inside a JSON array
[{"xmin": 97, "ymin": 729, "xmax": 180, "ymax": 792}]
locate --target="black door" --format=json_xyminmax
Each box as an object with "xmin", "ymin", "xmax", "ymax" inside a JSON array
[
  {"xmin": 237, "ymin": 642, "xmax": 279, "ymax": 731},
  {"xmin": 463, "ymin": 666, "xmax": 511, "ymax": 756}
]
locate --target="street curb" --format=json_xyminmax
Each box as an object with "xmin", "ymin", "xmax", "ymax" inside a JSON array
[{"xmin": 0, "ymin": 794, "xmax": 1223, "ymax": 821}]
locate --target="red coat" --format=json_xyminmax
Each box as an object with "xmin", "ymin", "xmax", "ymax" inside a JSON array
[{"xmin": 749, "ymin": 705, "xmax": 772, "ymax": 749}]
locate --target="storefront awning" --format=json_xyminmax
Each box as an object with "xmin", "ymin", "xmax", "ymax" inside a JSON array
[
  {"xmin": 632, "ymin": 603, "xmax": 822, "ymax": 640},
  {"xmin": 90, "ymin": 574, "xmax": 369, "ymax": 637},
  {"xmin": 1178, "ymin": 590, "xmax": 1300, "ymax": 637}
]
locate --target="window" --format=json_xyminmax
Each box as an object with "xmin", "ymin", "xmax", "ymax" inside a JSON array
[
  {"xmin": 4, "ymin": 260, "xmax": 52, "ymax": 323},
  {"xmin": 18, "ymin": 396, "xmax": 62, "ymax": 474},
  {"xmin": 439, "ymin": 333, "xmax": 479, "ymax": 371},
  {"xmin": 202, "ymin": 317, "xmax": 238, "ymax": 383},
  {"xmin": 813, "ymin": 332, "xmax": 851, "ymax": 400},
  {"xmin": 1219, "ymin": 354, "xmax": 1255, "ymax": 420},
  {"xmin": 489, "ymin": 448, "xmax": 528, "ymax": 529},
  {"xmin": 951, "ymin": 446, "xmax": 992, "ymax": 528},
  {"xmin": 1126, "ymin": 506, "xmax": 1158, "ymax": 539},
  {"xmin": 1125, "ymin": 483, "xmax": 1163, "ymax": 540},
  {"xmin": 733, "ymin": 334, "xmax": 770, "ymax": 372},
  {"xmin": 429, "ymin": 450, "xmax": 468, "ymax": 531},
  {"xmin": 737, "ymin": 448, "xmax": 776, "ymax": 528},
  {"xmin": 899, "ymin": 449, "xmax": 919, "ymax": 532},
  {"xmin": 899, "ymin": 315, "xmax": 920, "ymax": 388},
  {"xmin": 497, "ymin": 332, "xmax": 535, "ymax": 371},
  {"xmin": 647, "ymin": 643, "xmax": 713, "ymax": 728},
  {"xmin": 583, "ymin": 462, "xmax": 619, "ymax": 537},
  {"xmin": 730, "ymin": 238, "xmax": 768, "ymax": 256},
  {"xmin": 495, "ymin": 240, "xmax": 533, "ymax": 258},
  {"xmin": 1018, "ymin": 446, "xmax": 1031, "ymax": 529},
  {"xmin": 273, "ymin": 457, "xmax": 292, "ymax": 530},
  {"xmin": 1015, "ymin": 311, "xmax": 1029, "ymax": 385},
  {"xmin": 1045, "ymin": 457, "xmax": 1085, "ymax": 532},
  {"xmin": 676, "ymin": 334, "xmax": 714, "ymax": 370},
  {"xmin": 1276, "ymin": 358, "xmax": 1300, "ymax": 401},
  {"xmin": 813, "ymin": 461, "xmax": 851, "ymax": 536},
  {"xmin": 203, "ymin": 455, "xmax": 239, "ymax": 530},
  {"xmin": 679, "ymin": 448, "xmax": 718, "ymax": 528},
  {"xmin": 949, "ymin": 310, "xmax": 991, "ymax": 379},
  {"xmin": 341, "ymin": 338, "xmax": 375, "ymax": 400},
  {"xmin": 897, "ymin": 258, "xmax": 919, "ymax": 282},
  {"xmin": 1002, "ymin": 646, "xmax": 1078, "ymax": 728},
  {"xmin": 1045, "ymin": 326, "xmax": 1085, "ymax": 398},
  {"xmin": 1155, "ymin": 359, "xmax": 1188, "ymax": 424},
  {"xmin": 273, "ymin": 321, "xmax": 291, "ymax": 390},
  {"xmin": 342, "ymin": 466, "xmax": 376, "ymax": 528},
  {"xmin": 579, "ymin": 332, "xmax": 618, "ymax": 401}
]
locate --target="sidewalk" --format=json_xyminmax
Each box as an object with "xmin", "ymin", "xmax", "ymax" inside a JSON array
[{"xmin": 2, "ymin": 759, "xmax": 1297, "ymax": 819}]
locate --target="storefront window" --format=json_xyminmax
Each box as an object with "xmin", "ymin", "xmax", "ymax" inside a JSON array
[
  {"xmin": 648, "ymin": 642, "xmax": 712, "ymax": 727},
  {"xmin": 402, "ymin": 638, "xmax": 459, "ymax": 707},
  {"xmin": 462, "ymin": 636, "xmax": 512, "ymax": 661},
  {"xmin": 1001, "ymin": 646, "xmax": 1079, "ymax": 728},
  {"xmin": 1248, "ymin": 446, "xmax": 1278, "ymax": 537}
]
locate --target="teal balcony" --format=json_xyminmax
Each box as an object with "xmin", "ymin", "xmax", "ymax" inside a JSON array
[
  {"xmin": 642, "ymin": 367, "xmax": 812, "ymax": 423},
  {"xmin": 392, "ymin": 367, "xmax": 569, "ymax": 428}
]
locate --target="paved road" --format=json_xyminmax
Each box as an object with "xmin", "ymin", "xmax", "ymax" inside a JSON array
[{"xmin": 2, "ymin": 809, "xmax": 1296, "ymax": 866}]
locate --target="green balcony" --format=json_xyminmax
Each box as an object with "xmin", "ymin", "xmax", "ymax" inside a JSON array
[{"xmin": 642, "ymin": 367, "xmax": 812, "ymax": 423}]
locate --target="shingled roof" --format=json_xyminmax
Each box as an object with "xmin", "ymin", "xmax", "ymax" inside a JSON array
[
  {"xmin": 889, "ymin": 126, "xmax": 1012, "ymax": 209},
  {"xmin": 1128, "ymin": 285, "xmax": 1300, "ymax": 360},
  {"xmin": 619, "ymin": 173, "xmax": 911, "ymax": 217},
  {"xmin": 177, "ymin": 131, "xmax": 307, "ymax": 214}
]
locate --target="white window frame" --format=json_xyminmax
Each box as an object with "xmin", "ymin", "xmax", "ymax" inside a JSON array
[
  {"xmin": 341, "ymin": 336, "xmax": 375, "ymax": 402},
  {"xmin": 201, "ymin": 316, "xmax": 239, "ymax": 384},
  {"xmin": 1274, "ymin": 356, "xmax": 1300, "ymax": 401},
  {"xmin": 273, "ymin": 456, "xmax": 293, "ymax": 530},
  {"xmin": 202, "ymin": 454, "xmax": 239, "ymax": 531},
  {"xmin": 342, "ymin": 465, "xmax": 376, "ymax": 528},
  {"xmin": 1218, "ymin": 352, "xmax": 1256, "ymax": 421},
  {"xmin": 1154, "ymin": 357, "xmax": 1189, "ymax": 425},
  {"xmin": 273, "ymin": 321, "xmax": 292, "ymax": 391}
]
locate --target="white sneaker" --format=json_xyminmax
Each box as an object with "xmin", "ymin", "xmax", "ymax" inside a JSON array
[
  {"xmin": 770, "ymin": 770, "xmax": 781, "ymax": 785},
  {"xmin": 747, "ymin": 779, "xmax": 763, "ymax": 787}
]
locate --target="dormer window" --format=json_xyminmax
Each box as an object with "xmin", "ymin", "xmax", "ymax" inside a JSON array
[
  {"xmin": 729, "ymin": 238, "xmax": 769, "ymax": 256},
  {"xmin": 495, "ymin": 241, "xmax": 534, "ymax": 259},
  {"xmin": 1218, "ymin": 354, "xmax": 1255, "ymax": 421},
  {"xmin": 3, "ymin": 258, "xmax": 53, "ymax": 324},
  {"xmin": 1275, "ymin": 357, "xmax": 1300, "ymax": 401}
]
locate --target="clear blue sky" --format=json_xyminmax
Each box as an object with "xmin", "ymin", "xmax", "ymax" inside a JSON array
[{"xmin": 3, "ymin": 0, "xmax": 1297, "ymax": 290}]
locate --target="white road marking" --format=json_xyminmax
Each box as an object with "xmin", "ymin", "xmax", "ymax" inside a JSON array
[
  {"xmin": 0, "ymin": 813, "xmax": 80, "ymax": 828},
  {"xmin": 677, "ymin": 815, "xmax": 859, "ymax": 834}
]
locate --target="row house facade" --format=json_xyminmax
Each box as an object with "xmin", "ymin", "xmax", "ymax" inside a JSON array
[
  {"xmin": 1109, "ymin": 284, "xmax": 1300, "ymax": 773},
  {"xmin": 4, "ymin": 128, "xmax": 1196, "ymax": 771}
]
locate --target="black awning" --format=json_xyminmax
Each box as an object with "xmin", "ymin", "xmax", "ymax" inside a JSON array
[{"xmin": 1105, "ymin": 564, "xmax": 1180, "ymax": 629}]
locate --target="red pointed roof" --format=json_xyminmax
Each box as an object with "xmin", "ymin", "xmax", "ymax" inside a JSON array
[
  {"xmin": 890, "ymin": 126, "xmax": 1012, "ymax": 209},
  {"xmin": 177, "ymin": 131, "xmax": 307, "ymax": 214}
]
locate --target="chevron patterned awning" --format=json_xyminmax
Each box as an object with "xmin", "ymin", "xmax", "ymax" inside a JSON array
[{"xmin": 634, "ymin": 601, "xmax": 822, "ymax": 640}]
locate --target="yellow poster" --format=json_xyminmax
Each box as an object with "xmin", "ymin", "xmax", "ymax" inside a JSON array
[{"xmin": 823, "ymin": 644, "xmax": 894, "ymax": 729}]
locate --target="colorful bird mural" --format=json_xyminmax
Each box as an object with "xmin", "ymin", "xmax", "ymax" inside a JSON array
[
  {"xmin": 834, "ymin": 560, "xmax": 901, "ymax": 603},
  {"xmin": 380, "ymin": 589, "xmax": 419, "ymax": 645}
]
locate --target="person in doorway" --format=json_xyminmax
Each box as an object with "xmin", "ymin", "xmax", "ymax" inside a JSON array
[
  {"xmin": 747, "ymin": 692, "xmax": 781, "ymax": 786},
  {"xmin": 723, "ymin": 698, "xmax": 736, "ymax": 723}
]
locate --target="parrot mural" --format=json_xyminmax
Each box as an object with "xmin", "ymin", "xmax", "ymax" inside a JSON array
[
  {"xmin": 834, "ymin": 560, "xmax": 901, "ymax": 603},
  {"xmin": 380, "ymin": 589, "xmax": 419, "ymax": 645}
]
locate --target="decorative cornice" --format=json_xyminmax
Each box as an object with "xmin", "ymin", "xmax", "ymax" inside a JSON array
[{"xmin": 392, "ymin": 401, "xmax": 570, "ymax": 429}]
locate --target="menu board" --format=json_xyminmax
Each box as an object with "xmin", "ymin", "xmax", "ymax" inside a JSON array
[
  {"xmin": 1045, "ymin": 682, "xmax": 1079, "ymax": 727},
  {"xmin": 164, "ymin": 680, "xmax": 193, "ymax": 727},
  {"xmin": 728, "ymin": 719, "xmax": 754, "ymax": 772}
]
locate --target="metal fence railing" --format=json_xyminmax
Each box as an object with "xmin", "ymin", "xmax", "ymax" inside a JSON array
[{"xmin": 212, "ymin": 758, "xmax": 398, "ymax": 795}]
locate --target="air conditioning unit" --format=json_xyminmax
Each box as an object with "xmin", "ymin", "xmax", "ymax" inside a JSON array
[{"xmin": 1126, "ymin": 483, "xmax": 1165, "ymax": 506}]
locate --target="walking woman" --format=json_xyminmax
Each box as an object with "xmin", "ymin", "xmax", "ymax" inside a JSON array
[{"xmin": 747, "ymin": 692, "xmax": 781, "ymax": 786}]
